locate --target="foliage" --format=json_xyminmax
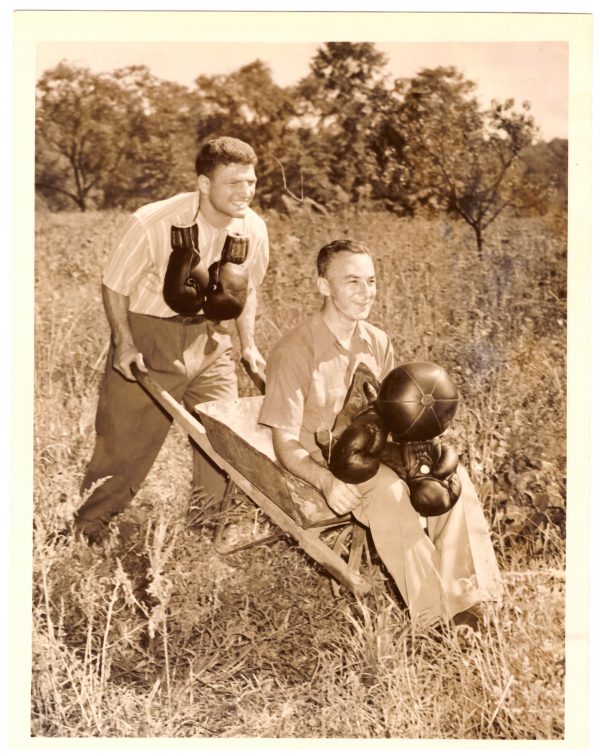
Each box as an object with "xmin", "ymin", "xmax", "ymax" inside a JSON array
[
  {"xmin": 391, "ymin": 67, "xmax": 541, "ymax": 250},
  {"xmin": 36, "ymin": 62, "xmax": 134, "ymax": 211},
  {"xmin": 519, "ymin": 138, "xmax": 568, "ymax": 214},
  {"xmin": 36, "ymin": 63, "xmax": 198, "ymax": 211},
  {"xmin": 192, "ymin": 60, "xmax": 311, "ymax": 210},
  {"xmin": 104, "ymin": 65, "xmax": 199, "ymax": 206},
  {"xmin": 295, "ymin": 42, "xmax": 397, "ymax": 207},
  {"xmin": 35, "ymin": 46, "xmax": 565, "ymax": 249},
  {"xmin": 31, "ymin": 208, "xmax": 566, "ymax": 737}
]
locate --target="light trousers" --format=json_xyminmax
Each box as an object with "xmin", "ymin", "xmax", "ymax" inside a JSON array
[{"xmin": 352, "ymin": 463, "xmax": 503, "ymax": 625}]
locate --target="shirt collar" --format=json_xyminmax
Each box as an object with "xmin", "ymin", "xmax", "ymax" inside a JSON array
[
  {"xmin": 194, "ymin": 197, "xmax": 239, "ymax": 233},
  {"xmin": 310, "ymin": 311, "xmax": 374, "ymax": 361},
  {"xmin": 355, "ymin": 319, "xmax": 373, "ymax": 344}
]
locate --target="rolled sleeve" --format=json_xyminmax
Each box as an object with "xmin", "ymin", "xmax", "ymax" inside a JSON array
[
  {"xmin": 102, "ymin": 215, "xmax": 150, "ymax": 296},
  {"xmin": 248, "ymin": 233, "xmax": 269, "ymax": 290},
  {"xmin": 258, "ymin": 347, "xmax": 307, "ymax": 437}
]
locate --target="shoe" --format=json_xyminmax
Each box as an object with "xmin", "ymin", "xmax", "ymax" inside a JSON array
[
  {"xmin": 116, "ymin": 515, "xmax": 149, "ymax": 551},
  {"xmin": 452, "ymin": 603, "xmax": 486, "ymax": 631},
  {"xmin": 72, "ymin": 513, "xmax": 113, "ymax": 545}
]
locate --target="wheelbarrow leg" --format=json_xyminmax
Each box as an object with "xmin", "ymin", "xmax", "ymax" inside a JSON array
[
  {"xmin": 348, "ymin": 523, "xmax": 367, "ymax": 574},
  {"xmin": 212, "ymin": 476, "xmax": 287, "ymax": 556},
  {"xmin": 331, "ymin": 522, "xmax": 369, "ymax": 598},
  {"xmin": 212, "ymin": 477, "xmax": 239, "ymax": 552}
]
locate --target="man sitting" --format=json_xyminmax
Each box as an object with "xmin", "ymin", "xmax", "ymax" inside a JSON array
[{"xmin": 258, "ymin": 239, "xmax": 502, "ymax": 629}]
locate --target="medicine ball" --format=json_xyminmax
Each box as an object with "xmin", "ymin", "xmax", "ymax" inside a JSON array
[{"xmin": 376, "ymin": 361, "xmax": 459, "ymax": 441}]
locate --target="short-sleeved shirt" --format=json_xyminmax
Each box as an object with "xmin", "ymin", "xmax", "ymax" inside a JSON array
[
  {"xmin": 259, "ymin": 311, "xmax": 394, "ymax": 457},
  {"xmin": 103, "ymin": 192, "xmax": 269, "ymax": 317}
]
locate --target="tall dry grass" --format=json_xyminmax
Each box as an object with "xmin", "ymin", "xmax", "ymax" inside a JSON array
[{"xmin": 31, "ymin": 207, "xmax": 566, "ymax": 738}]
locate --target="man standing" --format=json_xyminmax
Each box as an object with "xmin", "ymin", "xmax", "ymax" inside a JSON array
[
  {"xmin": 259, "ymin": 239, "xmax": 502, "ymax": 628},
  {"xmin": 75, "ymin": 136, "xmax": 269, "ymax": 541}
]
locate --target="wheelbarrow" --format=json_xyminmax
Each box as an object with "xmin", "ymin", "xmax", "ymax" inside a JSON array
[{"xmin": 133, "ymin": 369, "xmax": 373, "ymax": 596}]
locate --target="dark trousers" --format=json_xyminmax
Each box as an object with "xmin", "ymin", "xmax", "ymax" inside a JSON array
[{"xmin": 76, "ymin": 313, "xmax": 237, "ymax": 533}]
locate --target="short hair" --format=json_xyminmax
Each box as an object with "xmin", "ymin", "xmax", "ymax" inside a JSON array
[
  {"xmin": 195, "ymin": 137, "xmax": 258, "ymax": 177},
  {"xmin": 317, "ymin": 239, "xmax": 372, "ymax": 278}
]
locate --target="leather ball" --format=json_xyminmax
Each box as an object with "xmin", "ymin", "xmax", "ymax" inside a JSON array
[{"xmin": 376, "ymin": 362, "xmax": 459, "ymax": 441}]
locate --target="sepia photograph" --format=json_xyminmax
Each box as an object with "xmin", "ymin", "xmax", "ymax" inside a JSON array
[{"xmin": 8, "ymin": 7, "xmax": 593, "ymax": 748}]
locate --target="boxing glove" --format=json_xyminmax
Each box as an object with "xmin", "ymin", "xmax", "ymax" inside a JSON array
[
  {"xmin": 315, "ymin": 363, "xmax": 380, "ymax": 452},
  {"xmin": 203, "ymin": 234, "xmax": 250, "ymax": 321},
  {"xmin": 315, "ymin": 363, "xmax": 387, "ymax": 484},
  {"xmin": 163, "ymin": 224, "xmax": 209, "ymax": 316},
  {"xmin": 328, "ymin": 405, "xmax": 388, "ymax": 484},
  {"xmin": 380, "ymin": 438, "xmax": 462, "ymax": 517}
]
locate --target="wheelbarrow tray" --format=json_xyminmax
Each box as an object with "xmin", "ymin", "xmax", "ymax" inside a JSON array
[
  {"xmin": 196, "ymin": 396, "xmax": 336, "ymax": 529},
  {"xmin": 134, "ymin": 371, "xmax": 371, "ymax": 596}
]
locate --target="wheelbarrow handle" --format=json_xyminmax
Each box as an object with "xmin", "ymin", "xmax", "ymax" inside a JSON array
[
  {"xmin": 241, "ymin": 358, "xmax": 266, "ymax": 395},
  {"xmin": 131, "ymin": 364, "xmax": 165, "ymax": 397}
]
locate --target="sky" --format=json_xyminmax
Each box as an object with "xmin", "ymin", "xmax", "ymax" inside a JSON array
[{"xmin": 35, "ymin": 40, "xmax": 568, "ymax": 141}]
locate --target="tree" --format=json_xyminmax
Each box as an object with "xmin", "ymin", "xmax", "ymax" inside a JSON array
[
  {"xmin": 392, "ymin": 66, "xmax": 539, "ymax": 251},
  {"xmin": 296, "ymin": 42, "xmax": 396, "ymax": 206},
  {"xmin": 36, "ymin": 62, "xmax": 144, "ymax": 210},
  {"xmin": 36, "ymin": 63, "xmax": 199, "ymax": 211},
  {"xmin": 193, "ymin": 60, "xmax": 306, "ymax": 209},
  {"xmin": 106, "ymin": 65, "xmax": 199, "ymax": 206},
  {"xmin": 518, "ymin": 138, "xmax": 568, "ymax": 215}
]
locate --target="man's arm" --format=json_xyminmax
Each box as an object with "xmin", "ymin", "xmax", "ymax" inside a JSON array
[
  {"xmin": 272, "ymin": 429, "xmax": 363, "ymax": 516},
  {"xmin": 102, "ymin": 284, "xmax": 147, "ymax": 381},
  {"xmin": 235, "ymin": 286, "xmax": 265, "ymax": 373}
]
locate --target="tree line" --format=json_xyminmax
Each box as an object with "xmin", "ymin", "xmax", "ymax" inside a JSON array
[{"xmin": 36, "ymin": 42, "xmax": 567, "ymax": 250}]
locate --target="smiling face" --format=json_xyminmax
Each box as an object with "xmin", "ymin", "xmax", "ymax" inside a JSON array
[
  {"xmin": 197, "ymin": 162, "xmax": 257, "ymax": 227},
  {"xmin": 318, "ymin": 251, "xmax": 377, "ymax": 325}
]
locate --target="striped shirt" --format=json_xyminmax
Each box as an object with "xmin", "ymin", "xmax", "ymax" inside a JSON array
[
  {"xmin": 259, "ymin": 311, "xmax": 394, "ymax": 456},
  {"xmin": 103, "ymin": 192, "xmax": 269, "ymax": 317}
]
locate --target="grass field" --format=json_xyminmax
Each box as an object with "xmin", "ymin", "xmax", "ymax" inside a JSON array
[{"xmin": 32, "ymin": 207, "xmax": 566, "ymax": 739}]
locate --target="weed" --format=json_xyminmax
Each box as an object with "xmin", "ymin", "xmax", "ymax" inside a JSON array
[{"xmin": 31, "ymin": 209, "xmax": 566, "ymax": 738}]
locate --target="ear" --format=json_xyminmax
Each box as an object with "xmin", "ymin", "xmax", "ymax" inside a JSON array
[
  {"xmin": 317, "ymin": 276, "xmax": 330, "ymax": 297},
  {"xmin": 197, "ymin": 174, "xmax": 210, "ymax": 195}
]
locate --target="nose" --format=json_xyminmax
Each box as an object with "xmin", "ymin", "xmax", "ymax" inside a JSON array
[{"xmin": 358, "ymin": 280, "xmax": 374, "ymax": 297}]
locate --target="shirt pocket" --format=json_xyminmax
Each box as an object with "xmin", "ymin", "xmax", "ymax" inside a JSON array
[{"xmin": 305, "ymin": 380, "xmax": 348, "ymax": 435}]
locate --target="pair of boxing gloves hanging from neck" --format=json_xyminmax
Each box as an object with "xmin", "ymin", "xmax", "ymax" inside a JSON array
[
  {"xmin": 163, "ymin": 224, "xmax": 249, "ymax": 321},
  {"xmin": 315, "ymin": 363, "xmax": 463, "ymax": 518}
]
